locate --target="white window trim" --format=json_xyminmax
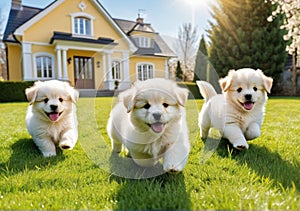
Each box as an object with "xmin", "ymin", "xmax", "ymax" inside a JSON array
[
  {"xmin": 33, "ymin": 52, "xmax": 55, "ymax": 79},
  {"xmin": 111, "ymin": 59, "xmax": 122, "ymax": 81},
  {"xmin": 136, "ymin": 36, "xmax": 151, "ymax": 48},
  {"xmin": 70, "ymin": 12, "xmax": 95, "ymax": 37},
  {"xmin": 136, "ymin": 62, "xmax": 155, "ymax": 81}
]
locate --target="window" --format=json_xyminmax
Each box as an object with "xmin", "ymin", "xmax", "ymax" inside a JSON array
[
  {"xmin": 74, "ymin": 17, "xmax": 91, "ymax": 36},
  {"xmin": 71, "ymin": 12, "xmax": 95, "ymax": 37},
  {"xmin": 112, "ymin": 61, "xmax": 121, "ymax": 80},
  {"xmin": 137, "ymin": 63, "xmax": 154, "ymax": 81},
  {"xmin": 35, "ymin": 55, "xmax": 54, "ymax": 79},
  {"xmin": 135, "ymin": 36, "xmax": 151, "ymax": 48}
]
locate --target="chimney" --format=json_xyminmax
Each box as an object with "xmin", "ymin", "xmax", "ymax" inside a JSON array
[
  {"xmin": 136, "ymin": 17, "xmax": 144, "ymax": 24},
  {"xmin": 137, "ymin": 9, "xmax": 145, "ymax": 24},
  {"xmin": 11, "ymin": 0, "xmax": 23, "ymax": 10}
]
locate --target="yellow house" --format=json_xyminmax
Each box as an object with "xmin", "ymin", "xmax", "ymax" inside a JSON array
[{"xmin": 3, "ymin": 0, "xmax": 175, "ymax": 91}]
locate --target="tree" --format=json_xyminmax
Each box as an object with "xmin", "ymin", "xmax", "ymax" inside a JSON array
[
  {"xmin": 267, "ymin": 0, "xmax": 300, "ymax": 55},
  {"xmin": 208, "ymin": 0, "xmax": 287, "ymax": 81},
  {"xmin": 267, "ymin": 0, "xmax": 300, "ymax": 95},
  {"xmin": 193, "ymin": 35, "xmax": 208, "ymax": 82},
  {"xmin": 175, "ymin": 23, "xmax": 199, "ymax": 81},
  {"xmin": 175, "ymin": 60, "xmax": 183, "ymax": 81}
]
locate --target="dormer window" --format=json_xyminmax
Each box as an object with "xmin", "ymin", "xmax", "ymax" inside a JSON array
[
  {"xmin": 70, "ymin": 12, "xmax": 95, "ymax": 37},
  {"xmin": 74, "ymin": 17, "xmax": 91, "ymax": 35},
  {"xmin": 137, "ymin": 36, "xmax": 151, "ymax": 48}
]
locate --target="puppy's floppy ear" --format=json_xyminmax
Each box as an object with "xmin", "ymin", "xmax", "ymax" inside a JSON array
[
  {"xmin": 120, "ymin": 87, "xmax": 136, "ymax": 113},
  {"xmin": 219, "ymin": 69, "xmax": 234, "ymax": 92},
  {"xmin": 25, "ymin": 81, "xmax": 41, "ymax": 104},
  {"xmin": 175, "ymin": 86, "xmax": 189, "ymax": 107},
  {"xmin": 256, "ymin": 69, "xmax": 273, "ymax": 93},
  {"xmin": 64, "ymin": 82, "xmax": 79, "ymax": 103}
]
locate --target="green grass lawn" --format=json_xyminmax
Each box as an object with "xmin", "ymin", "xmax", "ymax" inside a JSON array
[{"xmin": 0, "ymin": 97, "xmax": 300, "ymax": 210}]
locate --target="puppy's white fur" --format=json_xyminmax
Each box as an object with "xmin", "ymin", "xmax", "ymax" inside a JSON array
[
  {"xmin": 197, "ymin": 68, "xmax": 273, "ymax": 150},
  {"xmin": 25, "ymin": 80, "xmax": 79, "ymax": 157},
  {"xmin": 107, "ymin": 78, "xmax": 190, "ymax": 172}
]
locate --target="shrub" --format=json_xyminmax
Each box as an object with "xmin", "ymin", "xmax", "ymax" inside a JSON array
[
  {"xmin": 177, "ymin": 82, "xmax": 202, "ymax": 99},
  {"xmin": 0, "ymin": 81, "xmax": 34, "ymax": 102}
]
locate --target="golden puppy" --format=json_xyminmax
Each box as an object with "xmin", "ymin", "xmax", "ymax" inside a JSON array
[
  {"xmin": 25, "ymin": 80, "xmax": 79, "ymax": 157},
  {"xmin": 197, "ymin": 68, "xmax": 273, "ymax": 150},
  {"xmin": 107, "ymin": 78, "xmax": 190, "ymax": 172}
]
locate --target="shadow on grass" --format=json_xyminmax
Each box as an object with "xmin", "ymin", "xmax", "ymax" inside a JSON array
[
  {"xmin": 109, "ymin": 152, "xmax": 165, "ymax": 179},
  {"xmin": 109, "ymin": 153, "xmax": 191, "ymax": 210},
  {"xmin": 0, "ymin": 138, "xmax": 65, "ymax": 175},
  {"xmin": 216, "ymin": 140, "xmax": 300, "ymax": 190},
  {"xmin": 110, "ymin": 171, "xmax": 191, "ymax": 210}
]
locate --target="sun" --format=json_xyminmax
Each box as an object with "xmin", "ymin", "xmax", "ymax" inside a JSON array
[{"xmin": 184, "ymin": 0, "xmax": 209, "ymax": 6}]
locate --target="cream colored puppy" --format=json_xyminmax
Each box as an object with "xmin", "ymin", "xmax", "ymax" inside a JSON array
[
  {"xmin": 197, "ymin": 68, "xmax": 273, "ymax": 150},
  {"xmin": 107, "ymin": 78, "xmax": 190, "ymax": 172},
  {"xmin": 25, "ymin": 80, "xmax": 79, "ymax": 157}
]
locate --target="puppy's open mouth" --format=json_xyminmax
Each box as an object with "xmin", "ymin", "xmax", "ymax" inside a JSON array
[
  {"xmin": 148, "ymin": 122, "xmax": 165, "ymax": 133},
  {"xmin": 241, "ymin": 101, "xmax": 254, "ymax": 110},
  {"xmin": 46, "ymin": 112, "xmax": 62, "ymax": 122}
]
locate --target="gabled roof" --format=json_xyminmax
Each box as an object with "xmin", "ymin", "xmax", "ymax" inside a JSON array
[
  {"xmin": 3, "ymin": 0, "xmax": 175, "ymax": 57},
  {"xmin": 114, "ymin": 18, "xmax": 175, "ymax": 57},
  {"xmin": 114, "ymin": 18, "xmax": 156, "ymax": 35},
  {"xmin": 3, "ymin": 5, "xmax": 42, "ymax": 42}
]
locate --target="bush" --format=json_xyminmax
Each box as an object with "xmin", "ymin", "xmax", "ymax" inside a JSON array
[
  {"xmin": 177, "ymin": 82, "xmax": 202, "ymax": 99},
  {"xmin": 0, "ymin": 81, "xmax": 34, "ymax": 102}
]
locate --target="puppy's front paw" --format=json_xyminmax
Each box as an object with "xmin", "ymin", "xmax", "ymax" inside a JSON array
[
  {"xmin": 233, "ymin": 142, "xmax": 249, "ymax": 150},
  {"xmin": 42, "ymin": 151, "xmax": 56, "ymax": 157},
  {"xmin": 163, "ymin": 163, "xmax": 184, "ymax": 173},
  {"xmin": 59, "ymin": 141, "xmax": 75, "ymax": 150}
]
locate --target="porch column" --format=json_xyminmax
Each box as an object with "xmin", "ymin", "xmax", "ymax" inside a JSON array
[
  {"xmin": 104, "ymin": 51, "xmax": 114, "ymax": 90},
  {"xmin": 164, "ymin": 59, "xmax": 169, "ymax": 79},
  {"xmin": 107, "ymin": 52, "xmax": 112, "ymax": 81},
  {"xmin": 120, "ymin": 51, "xmax": 130, "ymax": 90},
  {"xmin": 22, "ymin": 43, "xmax": 33, "ymax": 80},
  {"xmin": 56, "ymin": 48, "xmax": 62, "ymax": 79},
  {"xmin": 102, "ymin": 53, "xmax": 107, "ymax": 81},
  {"xmin": 62, "ymin": 48, "xmax": 68, "ymax": 80}
]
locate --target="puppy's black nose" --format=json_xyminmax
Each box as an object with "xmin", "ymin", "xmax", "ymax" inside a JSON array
[
  {"xmin": 50, "ymin": 105, "xmax": 58, "ymax": 111},
  {"xmin": 245, "ymin": 94, "xmax": 252, "ymax": 101},
  {"xmin": 153, "ymin": 113, "xmax": 161, "ymax": 121}
]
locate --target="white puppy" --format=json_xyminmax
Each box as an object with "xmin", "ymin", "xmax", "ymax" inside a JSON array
[
  {"xmin": 25, "ymin": 80, "xmax": 79, "ymax": 157},
  {"xmin": 197, "ymin": 68, "xmax": 273, "ymax": 150},
  {"xmin": 107, "ymin": 78, "xmax": 191, "ymax": 172}
]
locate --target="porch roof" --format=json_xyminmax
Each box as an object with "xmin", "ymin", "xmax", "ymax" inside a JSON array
[{"xmin": 49, "ymin": 31, "xmax": 117, "ymax": 46}]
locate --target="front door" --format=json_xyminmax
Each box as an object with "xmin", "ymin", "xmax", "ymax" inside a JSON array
[{"xmin": 74, "ymin": 56, "xmax": 94, "ymax": 89}]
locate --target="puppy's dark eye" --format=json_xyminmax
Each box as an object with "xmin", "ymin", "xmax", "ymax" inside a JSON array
[
  {"xmin": 253, "ymin": 87, "xmax": 258, "ymax": 92},
  {"xmin": 143, "ymin": 103, "xmax": 151, "ymax": 109},
  {"xmin": 44, "ymin": 98, "xmax": 49, "ymax": 103},
  {"xmin": 163, "ymin": 103, "xmax": 169, "ymax": 108},
  {"xmin": 237, "ymin": 88, "xmax": 242, "ymax": 93},
  {"xmin": 59, "ymin": 98, "xmax": 63, "ymax": 102}
]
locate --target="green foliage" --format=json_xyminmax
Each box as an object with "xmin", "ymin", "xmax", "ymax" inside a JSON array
[
  {"xmin": 175, "ymin": 60, "xmax": 183, "ymax": 81},
  {"xmin": 193, "ymin": 35, "xmax": 208, "ymax": 82},
  {"xmin": 208, "ymin": 0, "xmax": 287, "ymax": 80},
  {"xmin": 0, "ymin": 81, "xmax": 34, "ymax": 102},
  {"xmin": 0, "ymin": 98, "xmax": 300, "ymax": 210}
]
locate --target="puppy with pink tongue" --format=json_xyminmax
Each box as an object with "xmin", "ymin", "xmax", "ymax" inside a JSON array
[
  {"xmin": 197, "ymin": 68, "xmax": 273, "ymax": 150},
  {"xmin": 25, "ymin": 80, "xmax": 79, "ymax": 157},
  {"xmin": 107, "ymin": 78, "xmax": 191, "ymax": 172}
]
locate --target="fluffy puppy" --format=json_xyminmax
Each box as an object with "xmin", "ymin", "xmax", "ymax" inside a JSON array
[
  {"xmin": 197, "ymin": 68, "xmax": 273, "ymax": 150},
  {"xmin": 107, "ymin": 78, "xmax": 190, "ymax": 172},
  {"xmin": 25, "ymin": 80, "xmax": 79, "ymax": 157}
]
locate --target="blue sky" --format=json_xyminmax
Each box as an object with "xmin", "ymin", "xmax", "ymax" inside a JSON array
[{"xmin": 0, "ymin": 0, "xmax": 215, "ymax": 40}]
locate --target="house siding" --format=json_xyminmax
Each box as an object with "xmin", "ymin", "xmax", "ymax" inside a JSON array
[
  {"xmin": 4, "ymin": 0, "xmax": 175, "ymax": 90},
  {"xmin": 7, "ymin": 44, "xmax": 22, "ymax": 81}
]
